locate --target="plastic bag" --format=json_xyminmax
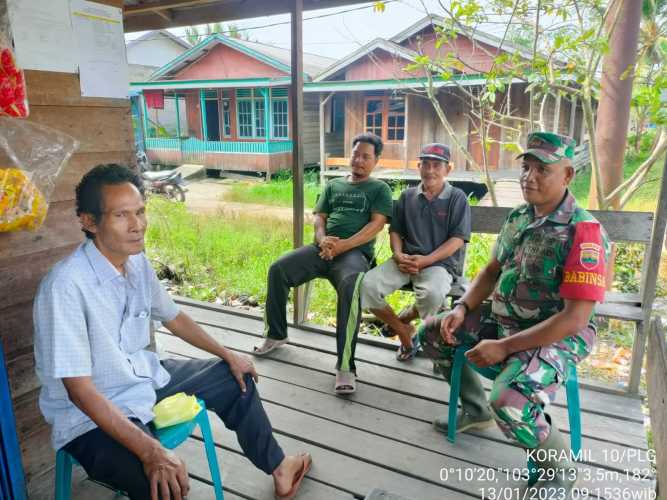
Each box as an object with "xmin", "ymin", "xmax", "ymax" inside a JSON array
[
  {"xmin": 0, "ymin": 3, "xmax": 28, "ymax": 118},
  {"xmin": 0, "ymin": 118, "xmax": 78, "ymax": 232},
  {"xmin": 152, "ymin": 392, "xmax": 201, "ymax": 429}
]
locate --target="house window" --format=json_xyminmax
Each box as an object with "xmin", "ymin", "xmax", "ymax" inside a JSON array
[
  {"xmin": 254, "ymin": 99, "xmax": 265, "ymax": 137},
  {"xmin": 236, "ymin": 89, "xmax": 266, "ymax": 139},
  {"xmin": 237, "ymin": 98, "xmax": 254, "ymax": 138},
  {"xmin": 272, "ymin": 99, "xmax": 289, "ymax": 139},
  {"xmin": 221, "ymin": 98, "xmax": 232, "ymax": 137},
  {"xmin": 364, "ymin": 94, "xmax": 406, "ymax": 142},
  {"xmin": 387, "ymin": 97, "xmax": 405, "ymax": 141},
  {"xmin": 365, "ymin": 99, "xmax": 383, "ymax": 137}
]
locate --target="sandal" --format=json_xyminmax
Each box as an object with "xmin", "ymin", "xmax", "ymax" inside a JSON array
[
  {"xmin": 334, "ymin": 370, "xmax": 356, "ymax": 394},
  {"xmin": 275, "ymin": 452, "xmax": 312, "ymax": 500},
  {"xmin": 396, "ymin": 337, "xmax": 420, "ymax": 362},
  {"xmin": 253, "ymin": 337, "xmax": 289, "ymax": 356}
]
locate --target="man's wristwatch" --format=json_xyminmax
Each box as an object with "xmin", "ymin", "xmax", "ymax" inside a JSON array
[{"xmin": 452, "ymin": 299, "xmax": 470, "ymax": 315}]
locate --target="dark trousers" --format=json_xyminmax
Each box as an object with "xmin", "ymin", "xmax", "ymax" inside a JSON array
[
  {"xmin": 63, "ymin": 358, "xmax": 285, "ymax": 500},
  {"xmin": 265, "ymin": 244, "xmax": 369, "ymax": 372}
]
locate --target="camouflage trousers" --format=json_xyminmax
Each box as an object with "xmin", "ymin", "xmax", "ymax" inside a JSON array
[{"xmin": 417, "ymin": 304, "xmax": 595, "ymax": 449}]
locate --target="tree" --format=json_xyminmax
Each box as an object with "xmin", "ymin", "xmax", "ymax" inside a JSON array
[
  {"xmin": 397, "ymin": 0, "xmax": 667, "ymax": 210},
  {"xmin": 589, "ymin": 0, "xmax": 642, "ymax": 209},
  {"xmin": 184, "ymin": 22, "xmax": 248, "ymax": 46}
]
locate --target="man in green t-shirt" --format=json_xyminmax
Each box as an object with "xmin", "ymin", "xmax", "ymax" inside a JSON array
[{"xmin": 254, "ymin": 133, "xmax": 393, "ymax": 394}]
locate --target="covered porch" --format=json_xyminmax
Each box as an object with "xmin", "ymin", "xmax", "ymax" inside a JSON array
[{"xmin": 72, "ymin": 297, "xmax": 655, "ymax": 499}]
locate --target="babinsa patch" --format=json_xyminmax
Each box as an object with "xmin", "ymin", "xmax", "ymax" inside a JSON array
[{"xmin": 579, "ymin": 242, "xmax": 601, "ymax": 270}]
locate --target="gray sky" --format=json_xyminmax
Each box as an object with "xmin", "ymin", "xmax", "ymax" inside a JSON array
[{"xmin": 125, "ymin": 0, "xmax": 500, "ymax": 60}]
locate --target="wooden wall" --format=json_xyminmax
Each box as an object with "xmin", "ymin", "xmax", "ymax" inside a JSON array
[
  {"xmin": 0, "ymin": 1, "xmax": 134, "ymax": 497},
  {"xmin": 303, "ymin": 92, "xmax": 321, "ymax": 165},
  {"xmin": 175, "ymin": 43, "xmax": 288, "ymax": 80}
]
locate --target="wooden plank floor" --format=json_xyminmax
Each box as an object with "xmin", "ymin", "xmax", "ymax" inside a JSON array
[{"xmin": 74, "ymin": 297, "xmax": 656, "ymax": 499}]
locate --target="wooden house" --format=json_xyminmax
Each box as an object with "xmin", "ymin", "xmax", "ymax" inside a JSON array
[
  {"xmin": 132, "ymin": 34, "xmax": 335, "ymax": 176},
  {"xmin": 309, "ymin": 15, "xmax": 586, "ymax": 180}
]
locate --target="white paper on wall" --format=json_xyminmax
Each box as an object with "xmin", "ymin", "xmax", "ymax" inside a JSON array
[
  {"xmin": 7, "ymin": 0, "xmax": 78, "ymax": 73},
  {"xmin": 71, "ymin": 0, "xmax": 129, "ymax": 99}
]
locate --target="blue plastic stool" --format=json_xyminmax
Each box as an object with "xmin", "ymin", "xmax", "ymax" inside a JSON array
[
  {"xmin": 448, "ymin": 346, "xmax": 582, "ymax": 485},
  {"xmin": 55, "ymin": 399, "xmax": 224, "ymax": 500}
]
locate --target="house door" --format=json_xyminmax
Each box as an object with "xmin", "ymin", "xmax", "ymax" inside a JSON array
[{"xmin": 205, "ymin": 99, "xmax": 220, "ymax": 141}]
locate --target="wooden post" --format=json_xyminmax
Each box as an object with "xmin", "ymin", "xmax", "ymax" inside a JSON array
[
  {"xmin": 319, "ymin": 92, "xmax": 334, "ymax": 186},
  {"xmin": 403, "ymin": 93, "xmax": 409, "ymax": 171},
  {"xmin": 568, "ymin": 96, "xmax": 578, "ymax": 138},
  {"xmin": 141, "ymin": 92, "xmax": 149, "ymax": 140},
  {"xmin": 291, "ymin": 0, "xmax": 306, "ymax": 324},
  {"xmin": 263, "ymin": 88, "xmax": 271, "ymax": 145},
  {"xmin": 175, "ymin": 94, "xmax": 181, "ymax": 140},
  {"xmin": 199, "ymin": 89, "xmax": 208, "ymax": 140},
  {"xmin": 629, "ymin": 153, "xmax": 667, "ymax": 393}
]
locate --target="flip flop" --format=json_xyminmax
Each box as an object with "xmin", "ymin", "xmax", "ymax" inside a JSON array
[
  {"xmin": 253, "ymin": 338, "xmax": 289, "ymax": 356},
  {"xmin": 334, "ymin": 370, "xmax": 356, "ymax": 394},
  {"xmin": 274, "ymin": 452, "xmax": 312, "ymax": 500},
  {"xmin": 396, "ymin": 336, "xmax": 420, "ymax": 362}
]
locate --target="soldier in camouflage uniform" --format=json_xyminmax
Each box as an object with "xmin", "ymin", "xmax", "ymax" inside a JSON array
[{"xmin": 417, "ymin": 132, "xmax": 609, "ymax": 495}]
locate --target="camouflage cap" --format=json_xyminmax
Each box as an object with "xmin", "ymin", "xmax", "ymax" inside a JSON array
[{"xmin": 517, "ymin": 132, "xmax": 576, "ymax": 164}]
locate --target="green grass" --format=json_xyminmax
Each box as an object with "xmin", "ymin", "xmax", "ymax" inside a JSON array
[
  {"xmin": 146, "ymin": 198, "xmax": 301, "ymax": 302},
  {"xmin": 569, "ymin": 145, "xmax": 665, "ymax": 212},
  {"xmin": 145, "ymin": 197, "xmax": 421, "ymax": 329},
  {"xmin": 225, "ymin": 172, "xmax": 321, "ymax": 209}
]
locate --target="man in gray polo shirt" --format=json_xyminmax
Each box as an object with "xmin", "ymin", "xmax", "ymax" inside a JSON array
[{"xmin": 361, "ymin": 144, "xmax": 471, "ymax": 361}]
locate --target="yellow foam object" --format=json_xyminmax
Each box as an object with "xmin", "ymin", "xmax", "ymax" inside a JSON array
[
  {"xmin": 152, "ymin": 392, "xmax": 201, "ymax": 429},
  {"xmin": 0, "ymin": 167, "xmax": 48, "ymax": 232}
]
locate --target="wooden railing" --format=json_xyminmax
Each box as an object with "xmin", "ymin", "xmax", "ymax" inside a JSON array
[
  {"xmin": 647, "ymin": 316, "xmax": 666, "ymax": 497},
  {"xmin": 145, "ymin": 137, "xmax": 293, "ymax": 154}
]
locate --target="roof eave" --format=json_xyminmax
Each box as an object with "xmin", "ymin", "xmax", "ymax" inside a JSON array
[{"xmin": 313, "ymin": 39, "xmax": 418, "ymax": 82}]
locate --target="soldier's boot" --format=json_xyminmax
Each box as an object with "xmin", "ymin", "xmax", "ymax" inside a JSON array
[
  {"xmin": 433, "ymin": 362, "xmax": 495, "ymax": 434},
  {"xmin": 529, "ymin": 424, "xmax": 578, "ymax": 499}
]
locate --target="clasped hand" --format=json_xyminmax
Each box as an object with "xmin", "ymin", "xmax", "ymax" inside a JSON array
[
  {"xmin": 318, "ymin": 236, "xmax": 346, "ymax": 260},
  {"xmin": 393, "ymin": 252, "xmax": 429, "ymax": 275}
]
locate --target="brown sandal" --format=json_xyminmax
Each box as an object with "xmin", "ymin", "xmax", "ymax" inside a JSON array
[{"xmin": 274, "ymin": 452, "xmax": 312, "ymax": 500}]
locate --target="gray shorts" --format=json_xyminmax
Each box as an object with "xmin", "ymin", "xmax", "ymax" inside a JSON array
[{"xmin": 360, "ymin": 258, "xmax": 453, "ymax": 318}]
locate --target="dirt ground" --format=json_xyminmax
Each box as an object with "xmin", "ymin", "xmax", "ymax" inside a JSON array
[{"xmin": 183, "ymin": 177, "xmax": 313, "ymax": 223}]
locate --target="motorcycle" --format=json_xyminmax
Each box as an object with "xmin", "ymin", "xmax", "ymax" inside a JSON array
[{"xmin": 136, "ymin": 150, "xmax": 187, "ymax": 202}]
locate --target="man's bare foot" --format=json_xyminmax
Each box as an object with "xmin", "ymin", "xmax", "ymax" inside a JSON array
[
  {"xmin": 273, "ymin": 453, "xmax": 312, "ymax": 500},
  {"xmin": 394, "ymin": 322, "xmax": 416, "ymax": 347}
]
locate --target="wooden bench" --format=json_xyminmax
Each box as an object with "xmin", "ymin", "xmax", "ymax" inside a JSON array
[
  {"xmin": 299, "ymin": 199, "xmax": 665, "ymax": 395},
  {"xmin": 326, "ymin": 157, "xmax": 419, "ymax": 169}
]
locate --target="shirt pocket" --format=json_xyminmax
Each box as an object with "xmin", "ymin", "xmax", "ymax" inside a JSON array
[
  {"xmin": 519, "ymin": 233, "xmax": 564, "ymax": 283},
  {"xmin": 120, "ymin": 309, "xmax": 151, "ymax": 354}
]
